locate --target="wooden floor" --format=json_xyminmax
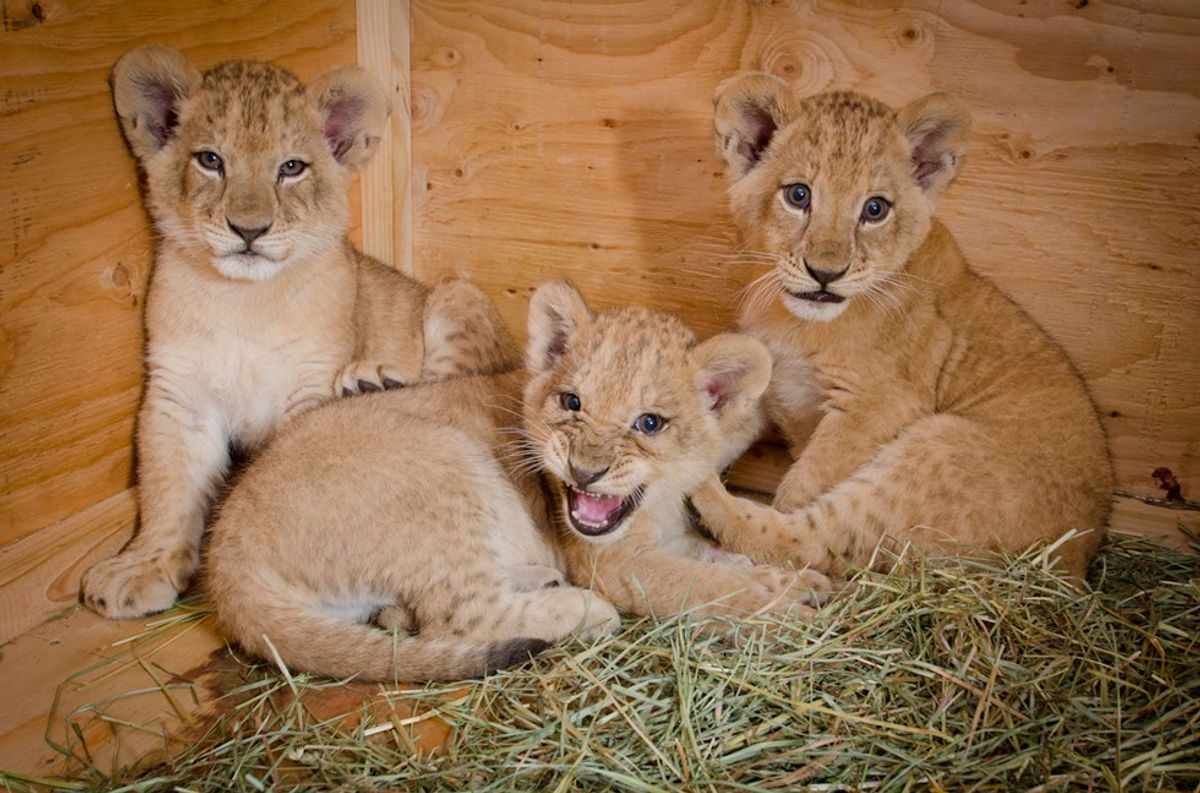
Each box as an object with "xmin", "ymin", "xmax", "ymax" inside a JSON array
[
  {"xmin": 0, "ymin": 600, "xmax": 458, "ymax": 783},
  {"xmin": 0, "ymin": 601, "xmax": 226, "ymax": 780}
]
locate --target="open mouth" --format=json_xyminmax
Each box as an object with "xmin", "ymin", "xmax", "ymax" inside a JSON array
[
  {"xmin": 788, "ymin": 289, "xmax": 845, "ymax": 304},
  {"xmin": 565, "ymin": 486, "xmax": 644, "ymax": 537}
]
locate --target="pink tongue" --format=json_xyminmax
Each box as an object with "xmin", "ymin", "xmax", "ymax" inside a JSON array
[{"xmin": 574, "ymin": 491, "xmax": 622, "ymax": 523}]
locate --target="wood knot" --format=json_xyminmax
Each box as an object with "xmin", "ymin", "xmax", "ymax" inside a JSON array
[{"xmin": 431, "ymin": 48, "xmax": 461, "ymax": 68}]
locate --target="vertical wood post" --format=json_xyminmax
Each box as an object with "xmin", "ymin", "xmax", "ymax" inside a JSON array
[{"xmin": 356, "ymin": 0, "xmax": 413, "ymax": 275}]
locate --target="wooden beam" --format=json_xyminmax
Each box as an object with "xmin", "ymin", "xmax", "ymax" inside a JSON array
[{"xmin": 356, "ymin": 0, "xmax": 413, "ymax": 275}]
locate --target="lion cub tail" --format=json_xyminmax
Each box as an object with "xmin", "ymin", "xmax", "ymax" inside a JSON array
[{"xmin": 219, "ymin": 604, "xmax": 548, "ymax": 682}]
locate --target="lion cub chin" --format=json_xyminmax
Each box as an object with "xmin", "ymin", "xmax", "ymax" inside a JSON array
[
  {"xmin": 82, "ymin": 47, "xmax": 509, "ymax": 620},
  {"xmin": 692, "ymin": 75, "xmax": 1112, "ymax": 578},
  {"xmin": 522, "ymin": 283, "xmax": 830, "ymax": 619},
  {"xmin": 206, "ymin": 283, "xmax": 824, "ymax": 681}
]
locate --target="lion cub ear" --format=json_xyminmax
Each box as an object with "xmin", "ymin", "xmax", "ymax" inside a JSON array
[
  {"xmin": 112, "ymin": 46, "xmax": 202, "ymax": 162},
  {"xmin": 308, "ymin": 66, "xmax": 389, "ymax": 171},
  {"xmin": 526, "ymin": 281, "xmax": 594, "ymax": 373},
  {"xmin": 713, "ymin": 72, "xmax": 797, "ymax": 181},
  {"xmin": 897, "ymin": 93, "xmax": 971, "ymax": 196},
  {"xmin": 689, "ymin": 333, "xmax": 772, "ymax": 419}
]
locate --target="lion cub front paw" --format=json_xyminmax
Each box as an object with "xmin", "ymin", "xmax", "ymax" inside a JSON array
[
  {"xmin": 746, "ymin": 565, "xmax": 833, "ymax": 612},
  {"xmin": 509, "ymin": 564, "xmax": 568, "ymax": 592},
  {"xmin": 335, "ymin": 361, "xmax": 415, "ymax": 397},
  {"xmin": 81, "ymin": 548, "xmax": 192, "ymax": 619},
  {"xmin": 703, "ymin": 544, "xmax": 754, "ymax": 569},
  {"xmin": 566, "ymin": 590, "xmax": 622, "ymax": 641}
]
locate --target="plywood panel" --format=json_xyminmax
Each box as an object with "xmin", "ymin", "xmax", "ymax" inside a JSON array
[
  {"xmin": 0, "ymin": 1, "xmax": 360, "ymax": 585},
  {"xmin": 408, "ymin": 0, "xmax": 1200, "ymax": 539}
]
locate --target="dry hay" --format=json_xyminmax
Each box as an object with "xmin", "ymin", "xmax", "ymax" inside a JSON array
[{"xmin": 3, "ymin": 531, "xmax": 1198, "ymax": 792}]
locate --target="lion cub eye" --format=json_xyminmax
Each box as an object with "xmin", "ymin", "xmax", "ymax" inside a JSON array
[
  {"xmin": 782, "ymin": 183, "xmax": 811, "ymax": 211},
  {"xmin": 279, "ymin": 159, "xmax": 308, "ymax": 179},
  {"xmin": 860, "ymin": 196, "xmax": 891, "ymax": 223},
  {"xmin": 633, "ymin": 413, "xmax": 667, "ymax": 435},
  {"xmin": 194, "ymin": 151, "xmax": 224, "ymax": 173},
  {"xmin": 559, "ymin": 392, "xmax": 582, "ymax": 412}
]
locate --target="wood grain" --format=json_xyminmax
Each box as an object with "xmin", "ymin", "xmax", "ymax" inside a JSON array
[
  {"xmin": 408, "ymin": 0, "xmax": 1200, "ymax": 540},
  {"xmin": 0, "ymin": 597, "xmax": 457, "ymax": 779},
  {"xmin": 0, "ymin": 602, "xmax": 225, "ymax": 778},
  {"xmin": 0, "ymin": 488, "xmax": 134, "ymax": 645},
  {"xmin": 356, "ymin": 0, "xmax": 414, "ymax": 275},
  {"xmin": 0, "ymin": 0, "xmax": 360, "ymax": 614}
]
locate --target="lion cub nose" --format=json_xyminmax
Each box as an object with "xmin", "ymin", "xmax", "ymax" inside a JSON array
[
  {"xmin": 804, "ymin": 260, "xmax": 849, "ymax": 287},
  {"xmin": 570, "ymin": 464, "xmax": 609, "ymax": 489},
  {"xmin": 228, "ymin": 221, "xmax": 271, "ymax": 246}
]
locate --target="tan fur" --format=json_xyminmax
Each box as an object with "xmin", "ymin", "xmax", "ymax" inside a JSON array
[
  {"xmin": 692, "ymin": 75, "xmax": 1112, "ymax": 578},
  {"xmin": 523, "ymin": 283, "xmax": 830, "ymax": 618},
  {"xmin": 82, "ymin": 47, "xmax": 511, "ymax": 619},
  {"xmin": 207, "ymin": 371, "xmax": 621, "ymax": 682},
  {"xmin": 206, "ymin": 283, "xmax": 825, "ymax": 680}
]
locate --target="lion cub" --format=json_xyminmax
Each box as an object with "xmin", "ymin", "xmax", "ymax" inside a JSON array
[
  {"xmin": 692, "ymin": 75, "xmax": 1112, "ymax": 578},
  {"xmin": 207, "ymin": 283, "xmax": 817, "ymax": 680},
  {"xmin": 524, "ymin": 283, "xmax": 828, "ymax": 618},
  {"xmin": 82, "ymin": 47, "xmax": 508, "ymax": 619}
]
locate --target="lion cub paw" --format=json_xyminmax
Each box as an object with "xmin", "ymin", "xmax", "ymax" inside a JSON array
[
  {"xmin": 335, "ymin": 361, "xmax": 414, "ymax": 397},
  {"xmin": 375, "ymin": 603, "xmax": 418, "ymax": 633},
  {"xmin": 746, "ymin": 565, "xmax": 832, "ymax": 612},
  {"xmin": 509, "ymin": 564, "xmax": 568, "ymax": 592},
  {"xmin": 80, "ymin": 548, "xmax": 192, "ymax": 619},
  {"xmin": 562, "ymin": 589, "xmax": 622, "ymax": 641},
  {"xmin": 703, "ymin": 544, "xmax": 754, "ymax": 569}
]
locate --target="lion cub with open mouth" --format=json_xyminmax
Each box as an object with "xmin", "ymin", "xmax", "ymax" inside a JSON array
[
  {"xmin": 525, "ymin": 283, "xmax": 829, "ymax": 619},
  {"xmin": 207, "ymin": 283, "xmax": 821, "ymax": 681}
]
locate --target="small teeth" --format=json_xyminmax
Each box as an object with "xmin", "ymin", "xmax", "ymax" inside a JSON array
[{"xmin": 570, "ymin": 511, "xmax": 610, "ymax": 529}]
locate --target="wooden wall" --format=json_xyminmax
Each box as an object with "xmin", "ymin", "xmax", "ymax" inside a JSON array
[
  {"xmin": 0, "ymin": 0, "xmax": 360, "ymax": 646},
  {"xmin": 405, "ymin": 0, "xmax": 1200, "ymax": 546}
]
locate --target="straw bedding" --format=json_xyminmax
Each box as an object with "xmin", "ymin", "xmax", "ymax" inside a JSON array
[{"xmin": 3, "ymin": 531, "xmax": 1198, "ymax": 792}]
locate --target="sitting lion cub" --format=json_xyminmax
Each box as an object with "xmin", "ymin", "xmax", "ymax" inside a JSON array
[
  {"xmin": 206, "ymin": 283, "xmax": 819, "ymax": 680},
  {"xmin": 692, "ymin": 75, "xmax": 1112, "ymax": 578},
  {"xmin": 82, "ymin": 47, "xmax": 508, "ymax": 619}
]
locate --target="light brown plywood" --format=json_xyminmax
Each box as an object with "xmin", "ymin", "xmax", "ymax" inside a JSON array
[{"xmin": 408, "ymin": 0, "xmax": 1200, "ymax": 541}]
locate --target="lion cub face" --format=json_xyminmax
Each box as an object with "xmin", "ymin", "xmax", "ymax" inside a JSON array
[
  {"xmin": 522, "ymin": 283, "xmax": 770, "ymax": 544},
  {"xmin": 112, "ymin": 47, "xmax": 388, "ymax": 281},
  {"xmin": 714, "ymin": 75, "xmax": 970, "ymax": 322}
]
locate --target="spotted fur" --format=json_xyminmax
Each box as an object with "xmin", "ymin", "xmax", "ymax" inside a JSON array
[
  {"xmin": 523, "ymin": 283, "xmax": 830, "ymax": 618},
  {"xmin": 206, "ymin": 283, "xmax": 829, "ymax": 681},
  {"xmin": 693, "ymin": 75, "xmax": 1112, "ymax": 578}
]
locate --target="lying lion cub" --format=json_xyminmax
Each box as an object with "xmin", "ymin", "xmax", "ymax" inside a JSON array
[
  {"xmin": 692, "ymin": 75, "xmax": 1112, "ymax": 578},
  {"xmin": 207, "ymin": 283, "xmax": 821, "ymax": 681},
  {"xmin": 525, "ymin": 283, "xmax": 829, "ymax": 618},
  {"xmin": 83, "ymin": 47, "xmax": 508, "ymax": 619}
]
